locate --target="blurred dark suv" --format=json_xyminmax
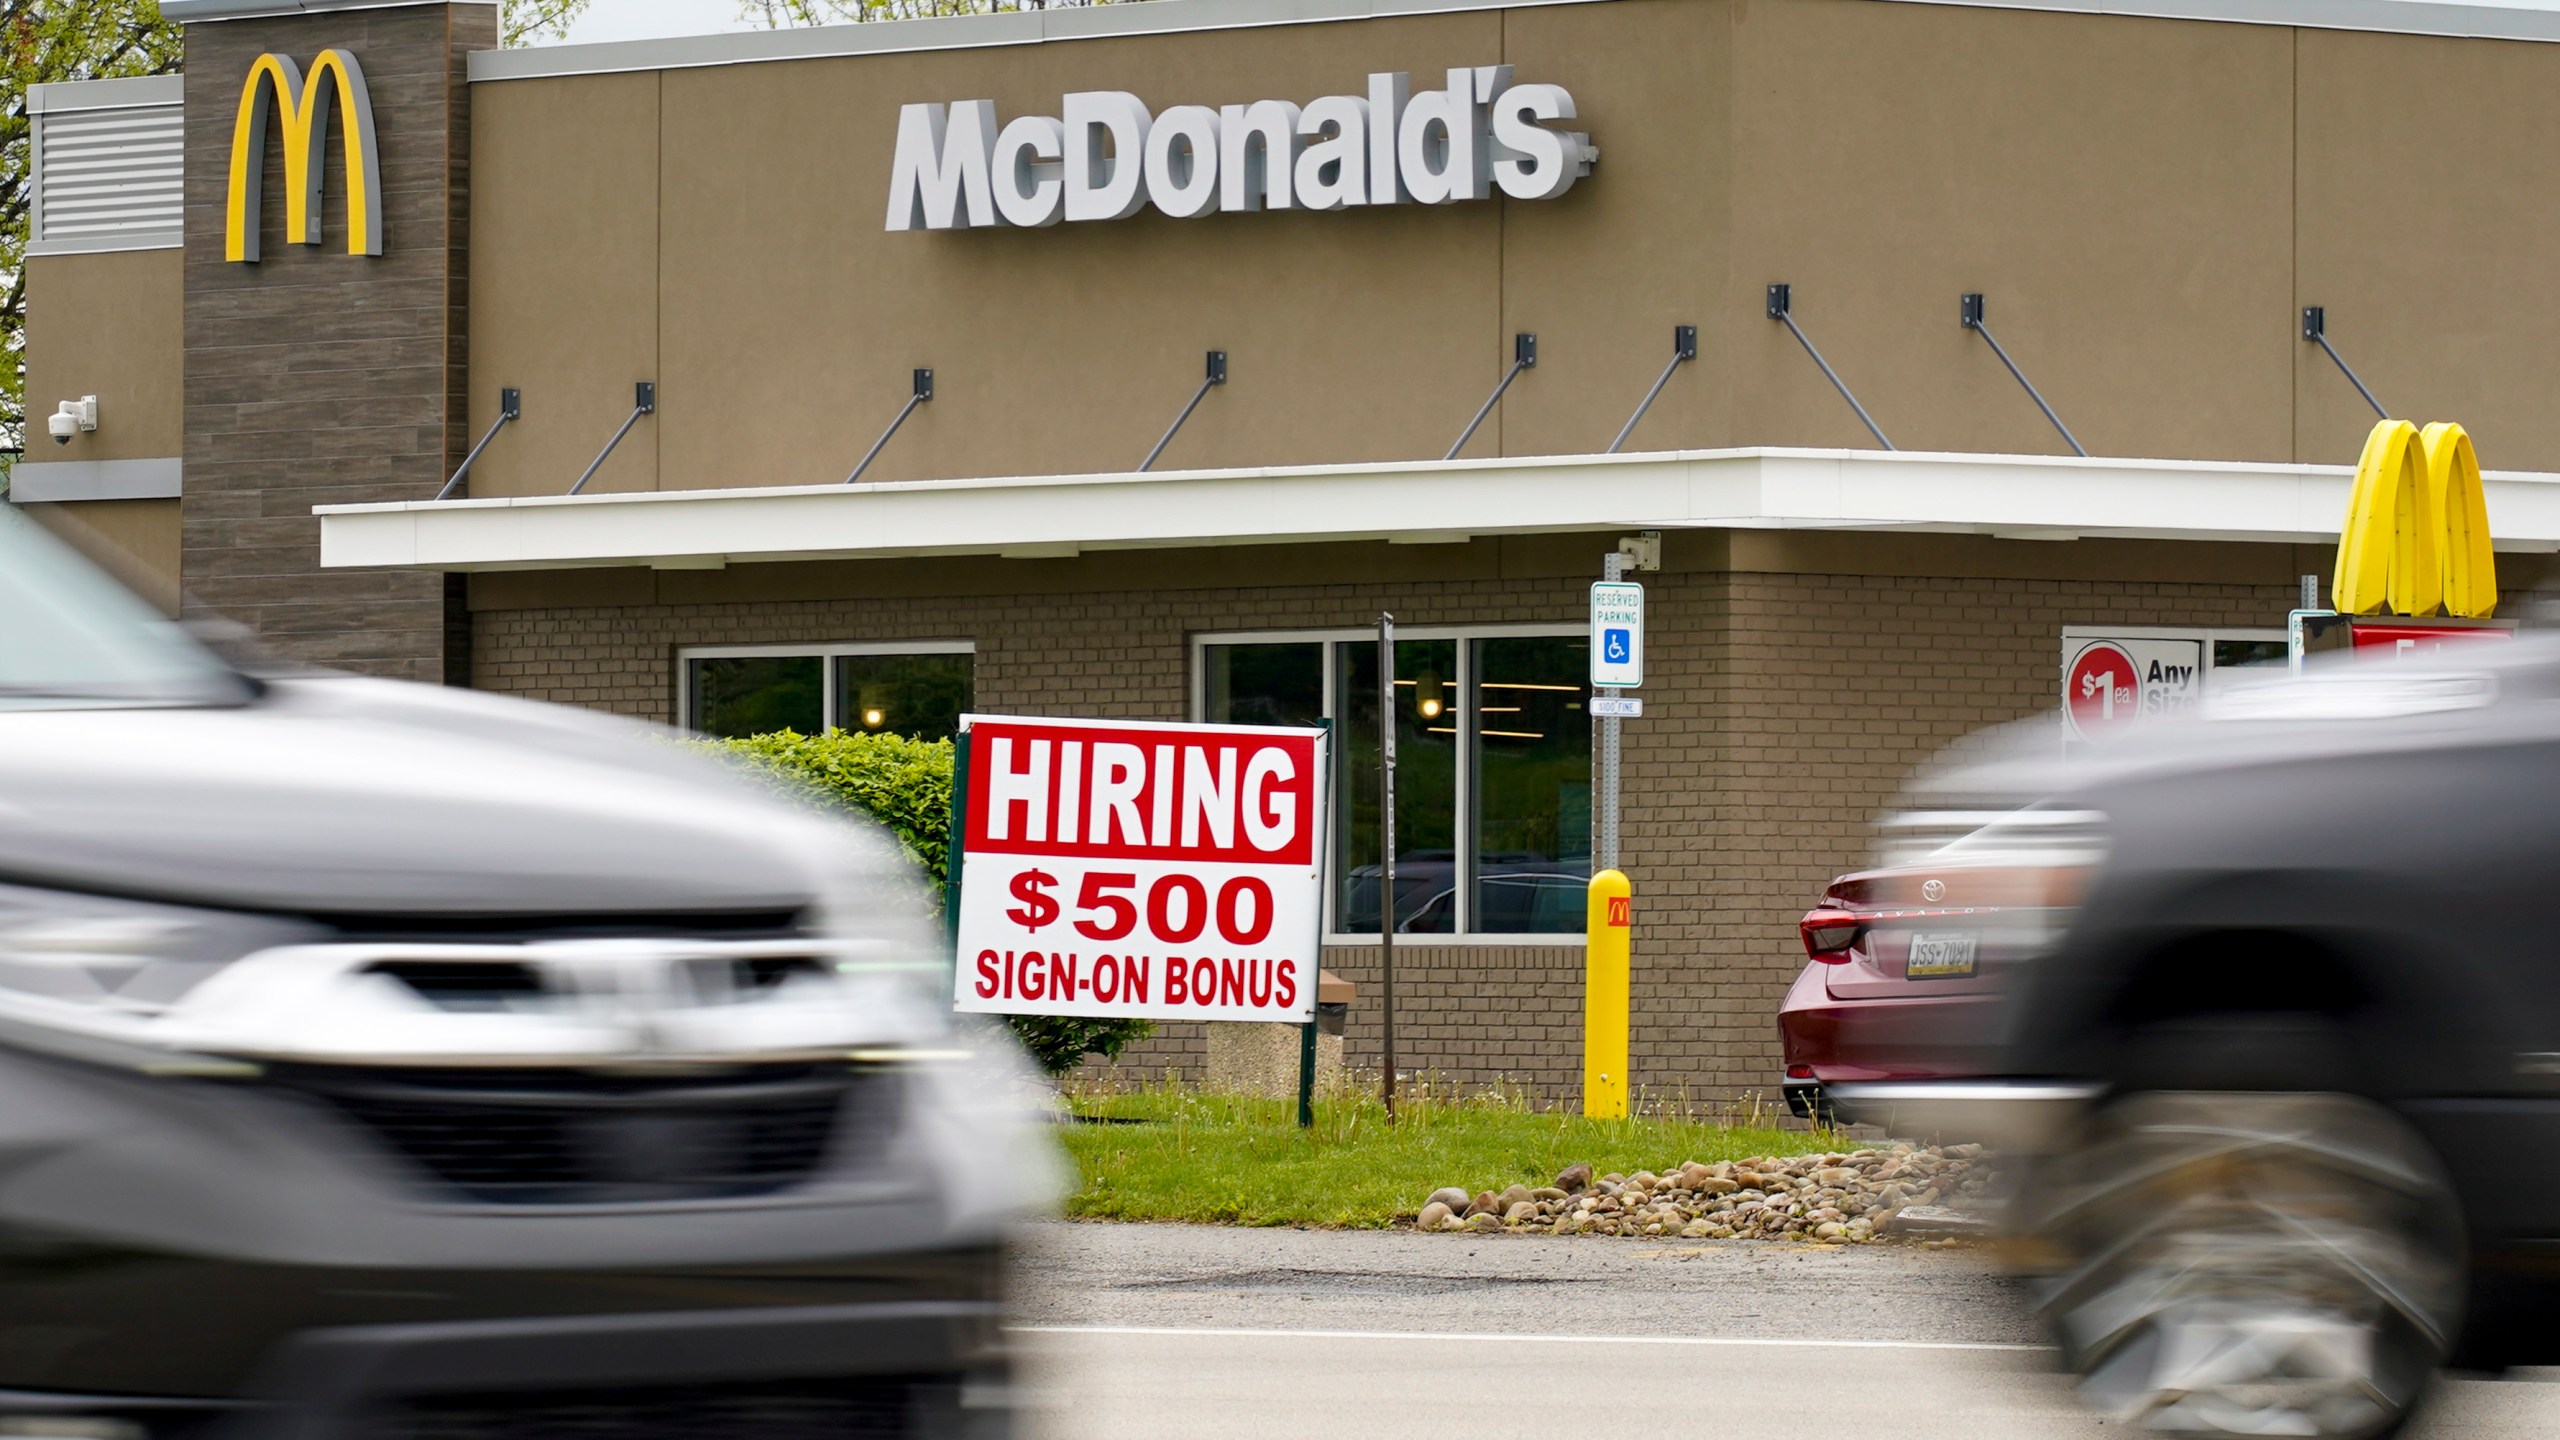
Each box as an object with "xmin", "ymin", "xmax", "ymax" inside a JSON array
[
  {"xmin": 0, "ymin": 510, "xmax": 1055, "ymax": 1439},
  {"xmin": 1839, "ymin": 650, "xmax": 2560, "ymax": 1439}
]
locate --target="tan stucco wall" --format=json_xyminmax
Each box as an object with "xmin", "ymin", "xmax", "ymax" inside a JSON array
[
  {"xmin": 468, "ymin": 3, "xmax": 1721, "ymax": 497},
  {"xmin": 17, "ymin": 249, "xmax": 185, "ymax": 613},
  {"xmin": 1720, "ymin": 2, "xmax": 2298, "ymax": 460},
  {"xmin": 2292, "ymin": 29, "xmax": 2560, "ymax": 466},
  {"xmin": 466, "ymin": 71, "xmax": 662, "ymax": 498},
  {"xmin": 17, "ymin": 499, "xmax": 181, "ymax": 617},
  {"xmin": 460, "ymin": 0, "xmax": 2560, "ymax": 500},
  {"xmin": 23, "ymin": 249, "xmax": 184, "ymax": 463}
]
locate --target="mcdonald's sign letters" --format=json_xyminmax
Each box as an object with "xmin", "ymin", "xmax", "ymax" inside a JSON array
[
  {"xmin": 953, "ymin": 715, "xmax": 1326, "ymax": 1024},
  {"xmin": 227, "ymin": 49, "xmax": 381, "ymax": 263},
  {"xmin": 2334, "ymin": 419, "xmax": 2497, "ymax": 619}
]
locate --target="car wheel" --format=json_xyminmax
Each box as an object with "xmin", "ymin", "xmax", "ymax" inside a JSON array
[{"xmin": 2025, "ymin": 1089, "xmax": 2464, "ymax": 1439}]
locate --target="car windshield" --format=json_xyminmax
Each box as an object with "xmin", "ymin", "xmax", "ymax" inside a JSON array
[{"xmin": 0, "ymin": 507, "xmax": 250, "ymax": 709}]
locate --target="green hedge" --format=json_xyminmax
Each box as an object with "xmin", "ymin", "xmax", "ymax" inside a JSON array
[{"xmin": 692, "ymin": 729, "xmax": 1152, "ymax": 1075}]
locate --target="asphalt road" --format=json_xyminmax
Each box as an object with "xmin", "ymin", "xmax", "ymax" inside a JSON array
[{"xmin": 1009, "ymin": 1221, "xmax": 2560, "ymax": 1440}]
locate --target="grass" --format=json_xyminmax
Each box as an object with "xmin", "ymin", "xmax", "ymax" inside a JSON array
[{"xmin": 1059, "ymin": 1080, "xmax": 1850, "ymax": 1228}]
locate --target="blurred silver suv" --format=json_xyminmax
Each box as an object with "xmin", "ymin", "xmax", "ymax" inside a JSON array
[{"xmin": 0, "ymin": 508, "xmax": 1056, "ymax": 1440}]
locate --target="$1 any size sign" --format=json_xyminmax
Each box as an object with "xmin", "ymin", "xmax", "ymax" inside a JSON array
[{"xmin": 953, "ymin": 715, "xmax": 1327, "ymax": 1024}]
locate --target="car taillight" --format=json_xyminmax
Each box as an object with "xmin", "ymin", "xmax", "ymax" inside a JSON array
[{"xmin": 1800, "ymin": 908, "xmax": 1862, "ymax": 962}]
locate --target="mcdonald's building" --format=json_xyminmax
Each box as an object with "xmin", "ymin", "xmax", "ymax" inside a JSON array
[{"xmin": 26, "ymin": 0, "xmax": 2560, "ymax": 1100}]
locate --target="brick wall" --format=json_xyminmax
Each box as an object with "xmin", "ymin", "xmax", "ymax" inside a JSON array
[{"xmin": 468, "ymin": 556, "xmax": 2298, "ymax": 1100}]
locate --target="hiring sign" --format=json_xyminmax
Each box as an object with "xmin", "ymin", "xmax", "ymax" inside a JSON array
[{"xmin": 953, "ymin": 715, "xmax": 1326, "ymax": 1023}]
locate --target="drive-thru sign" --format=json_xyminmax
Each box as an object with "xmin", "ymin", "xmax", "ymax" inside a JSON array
[
  {"xmin": 953, "ymin": 715, "xmax": 1326, "ymax": 1023},
  {"xmin": 2060, "ymin": 632, "xmax": 2203, "ymax": 744}
]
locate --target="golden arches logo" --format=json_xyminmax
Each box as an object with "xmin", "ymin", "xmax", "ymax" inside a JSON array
[
  {"xmin": 2333, "ymin": 418, "xmax": 2497, "ymax": 619},
  {"xmin": 225, "ymin": 50, "xmax": 380, "ymax": 263}
]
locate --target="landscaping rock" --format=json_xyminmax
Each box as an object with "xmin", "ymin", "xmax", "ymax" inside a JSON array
[{"xmin": 1418, "ymin": 1143, "xmax": 2001, "ymax": 1247}]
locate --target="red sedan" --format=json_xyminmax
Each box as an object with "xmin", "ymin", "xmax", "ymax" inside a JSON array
[{"xmin": 1778, "ymin": 814, "xmax": 2092, "ymax": 1125}]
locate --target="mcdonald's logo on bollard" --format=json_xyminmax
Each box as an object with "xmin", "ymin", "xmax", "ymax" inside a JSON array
[
  {"xmin": 226, "ymin": 50, "xmax": 381, "ymax": 264},
  {"xmin": 1584, "ymin": 871, "xmax": 1631, "ymax": 1120},
  {"xmin": 2334, "ymin": 419, "xmax": 2497, "ymax": 619}
]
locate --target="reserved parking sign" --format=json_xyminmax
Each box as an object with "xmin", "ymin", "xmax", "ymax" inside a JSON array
[
  {"xmin": 1590, "ymin": 581, "xmax": 1644, "ymax": 688},
  {"xmin": 952, "ymin": 715, "xmax": 1326, "ymax": 1023}
]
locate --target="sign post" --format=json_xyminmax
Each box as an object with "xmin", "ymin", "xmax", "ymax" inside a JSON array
[
  {"xmin": 1585, "ymin": 564, "xmax": 1644, "ymax": 1119},
  {"xmin": 951, "ymin": 715, "xmax": 1327, "ymax": 1029},
  {"xmin": 1377, "ymin": 613, "xmax": 1398, "ymax": 1124}
]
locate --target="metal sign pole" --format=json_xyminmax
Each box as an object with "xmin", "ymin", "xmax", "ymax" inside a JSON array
[
  {"xmin": 1377, "ymin": 612, "xmax": 1398, "ymax": 1123},
  {"xmin": 944, "ymin": 729, "xmax": 972, "ymax": 968},
  {"xmin": 1299, "ymin": 717, "xmax": 1334, "ymax": 1130},
  {"xmin": 1597, "ymin": 553, "xmax": 1623, "ymax": 872}
]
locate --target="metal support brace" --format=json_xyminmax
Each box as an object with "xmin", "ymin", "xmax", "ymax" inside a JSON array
[
  {"xmin": 1767, "ymin": 285, "xmax": 1893, "ymax": 450},
  {"xmin": 435, "ymin": 387, "xmax": 519, "ymax": 501},
  {"xmin": 1139, "ymin": 351, "xmax": 1226, "ymax": 472},
  {"xmin": 1607, "ymin": 325, "xmax": 1697, "ymax": 454},
  {"xmin": 1960, "ymin": 295, "xmax": 2085, "ymax": 457},
  {"xmin": 2302, "ymin": 307, "xmax": 2388, "ymax": 420},
  {"xmin": 1446, "ymin": 333, "xmax": 1537, "ymax": 461},
  {"xmin": 846, "ymin": 369, "xmax": 935, "ymax": 484},
  {"xmin": 567, "ymin": 382, "xmax": 656, "ymax": 496}
]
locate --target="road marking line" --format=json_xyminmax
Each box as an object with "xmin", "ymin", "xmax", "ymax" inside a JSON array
[{"xmin": 1013, "ymin": 1324, "xmax": 2051, "ymax": 1353}]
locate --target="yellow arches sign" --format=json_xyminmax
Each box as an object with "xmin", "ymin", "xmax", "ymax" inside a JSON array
[
  {"xmin": 225, "ymin": 50, "xmax": 380, "ymax": 263},
  {"xmin": 2334, "ymin": 418, "xmax": 2498, "ymax": 619}
]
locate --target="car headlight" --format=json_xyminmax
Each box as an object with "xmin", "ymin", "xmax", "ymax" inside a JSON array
[{"xmin": 0, "ymin": 882, "xmax": 322, "ymax": 1071}]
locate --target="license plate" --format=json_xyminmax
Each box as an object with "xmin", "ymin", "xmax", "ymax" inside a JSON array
[{"xmin": 1906, "ymin": 932, "xmax": 1979, "ymax": 979}]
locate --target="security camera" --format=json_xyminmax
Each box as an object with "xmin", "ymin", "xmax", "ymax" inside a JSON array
[{"xmin": 48, "ymin": 396, "xmax": 98, "ymax": 446}]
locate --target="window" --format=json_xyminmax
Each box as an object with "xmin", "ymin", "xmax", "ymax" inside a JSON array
[
  {"xmin": 680, "ymin": 643, "xmax": 974, "ymax": 740},
  {"xmin": 2211, "ymin": 636, "xmax": 2288, "ymax": 674},
  {"xmin": 1196, "ymin": 628, "xmax": 1591, "ymax": 939}
]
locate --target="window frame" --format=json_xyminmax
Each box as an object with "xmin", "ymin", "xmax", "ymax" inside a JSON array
[
  {"xmin": 1192, "ymin": 623, "xmax": 1588, "ymax": 947},
  {"xmin": 675, "ymin": 639, "xmax": 977, "ymax": 734}
]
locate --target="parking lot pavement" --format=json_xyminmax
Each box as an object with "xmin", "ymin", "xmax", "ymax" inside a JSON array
[{"xmin": 1011, "ymin": 1221, "xmax": 2560, "ymax": 1440}]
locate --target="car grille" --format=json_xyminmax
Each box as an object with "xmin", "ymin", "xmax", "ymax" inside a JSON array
[
  {"xmin": 371, "ymin": 1374, "xmax": 961, "ymax": 1440},
  {"xmin": 275, "ymin": 1064, "xmax": 898, "ymax": 1204}
]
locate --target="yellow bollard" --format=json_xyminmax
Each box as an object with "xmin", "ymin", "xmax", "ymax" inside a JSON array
[{"xmin": 1584, "ymin": 869, "xmax": 1632, "ymax": 1119}]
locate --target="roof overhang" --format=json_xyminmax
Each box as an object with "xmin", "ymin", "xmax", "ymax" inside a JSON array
[{"xmin": 314, "ymin": 447, "xmax": 2560, "ymax": 573}]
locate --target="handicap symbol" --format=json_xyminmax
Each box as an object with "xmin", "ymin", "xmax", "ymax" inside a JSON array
[{"xmin": 1603, "ymin": 628, "xmax": 1632, "ymax": 664}]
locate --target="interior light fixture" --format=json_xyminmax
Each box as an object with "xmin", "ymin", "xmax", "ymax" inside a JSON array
[{"xmin": 863, "ymin": 708, "xmax": 887, "ymax": 728}]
